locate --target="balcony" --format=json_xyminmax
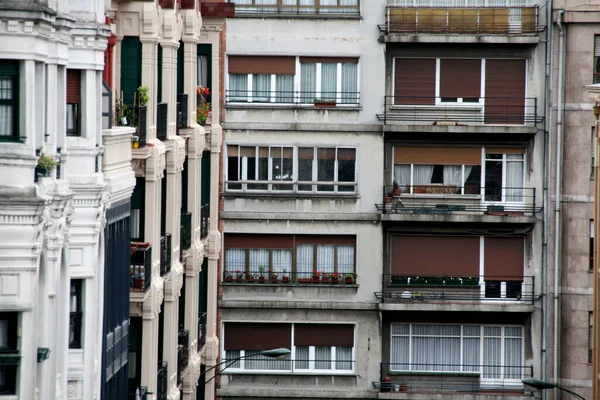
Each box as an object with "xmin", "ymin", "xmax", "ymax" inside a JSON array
[
  {"xmin": 130, "ymin": 243, "xmax": 152, "ymax": 293},
  {"xmin": 177, "ymin": 93, "xmax": 188, "ymax": 132},
  {"xmin": 225, "ymin": 90, "xmax": 360, "ymax": 108},
  {"xmin": 200, "ymin": 204, "xmax": 209, "ymax": 239},
  {"xmin": 376, "ymin": 185, "xmax": 539, "ymax": 221},
  {"xmin": 380, "ymin": 2, "xmax": 543, "ymax": 44},
  {"xmin": 180, "ymin": 212, "xmax": 192, "ymax": 251},
  {"xmin": 160, "ymin": 233, "xmax": 172, "ymax": 277},
  {"xmin": 128, "ymin": 386, "xmax": 148, "ymax": 400},
  {"xmin": 177, "ymin": 330, "xmax": 190, "ymax": 386},
  {"xmin": 156, "ymin": 361, "xmax": 168, "ymax": 400},
  {"xmin": 230, "ymin": 0, "xmax": 360, "ymax": 18},
  {"xmin": 375, "ymin": 274, "xmax": 534, "ymax": 306},
  {"xmin": 198, "ymin": 312, "xmax": 207, "ymax": 349},
  {"xmin": 156, "ymin": 102, "xmax": 168, "ymax": 141},
  {"xmin": 375, "ymin": 362, "xmax": 531, "ymax": 396},
  {"xmin": 377, "ymin": 96, "xmax": 540, "ymax": 126},
  {"xmin": 223, "ymin": 269, "xmax": 357, "ymax": 285}
]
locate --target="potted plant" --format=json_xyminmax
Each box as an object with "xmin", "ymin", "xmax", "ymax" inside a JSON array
[
  {"xmin": 235, "ymin": 270, "xmax": 244, "ymax": 282},
  {"xmin": 197, "ymin": 86, "xmax": 211, "ymax": 126},
  {"xmin": 344, "ymin": 273, "xmax": 356, "ymax": 284},
  {"xmin": 245, "ymin": 272, "xmax": 255, "ymax": 283},
  {"xmin": 314, "ymin": 98, "xmax": 336, "ymax": 108},
  {"xmin": 131, "ymin": 135, "xmax": 140, "ymax": 149},
  {"xmin": 393, "ymin": 182, "xmax": 402, "ymax": 196},
  {"xmin": 268, "ymin": 268, "xmax": 279, "ymax": 283},
  {"xmin": 330, "ymin": 273, "xmax": 340, "ymax": 284},
  {"xmin": 225, "ymin": 272, "xmax": 233, "ymax": 282},
  {"xmin": 281, "ymin": 269, "xmax": 290, "ymax": 283},
  {"xmin": 36, "ymin": 150, "xmax": 59, "ymax": 178},
  {"xmin": 137, "ymin": 86, "xmax": 149, "ymax": 107},
  {"xmin": 320, "ymin": 271, "xmax": 330, "ymax": 284},
  {"xmin": 312, "ymin": 271, "xmax": 321, "ymax": 284},
  {"xmin": 258, "ymin": 265, "xmax": 267, "ymax": 283}
]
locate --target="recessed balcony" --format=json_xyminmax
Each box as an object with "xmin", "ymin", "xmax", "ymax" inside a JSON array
[
  {"xmin": 160, "ymin": 233, "xmax": 172, "ymax": 277},
  {"xmin": 130, "ymin": 243, "xmax": 152, "ymax": 294},
  {"xmin": 230, "ymin": 0, "xmax": 360, "ymax": 18}
]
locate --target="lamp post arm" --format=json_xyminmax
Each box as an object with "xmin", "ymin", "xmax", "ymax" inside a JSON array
[
  {"xmin": 554, "ymin": 385, "xmax": 587, "ymax": 400},
  {"xmin": 201, "ymin": 352, "xmax": 268, "ymax": 379},
  {"xmin": 203, "ymin": 359, "xmax": 240, "ymax": 386}
]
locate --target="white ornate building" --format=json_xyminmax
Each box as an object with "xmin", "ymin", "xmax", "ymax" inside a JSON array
[{"xmin": 0, "ymin": 0, "xmax": 135, "ymax": 399}]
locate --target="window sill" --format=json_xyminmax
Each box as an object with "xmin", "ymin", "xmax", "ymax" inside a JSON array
[
  {"xmin": 0, "ymin": 137, "xmax": 25, "ymax": 143},
  {"xmin": 223, "ymin": 191, "xmax": 359, "ymax": 200},
  {"xmin": 225, "ymin": 103, "xmax": 362, "ymax": 111}
]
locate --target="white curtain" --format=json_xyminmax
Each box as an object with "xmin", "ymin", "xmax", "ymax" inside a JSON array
[
  {"xmin": 443, "ymin": 165, "xmax": 462, "ymax": 187},
  {"xmin": 462, "ymin": 325, "xmax": 480, "ymax": 372},
  {"xmin": 295, "ymin": 346, "xmax": 309, "ymax": 369},
  {"xmin": 390, "ymin": 324, "xmax": 410, "ymax": 370},
  {"xmin": 321, "ymin": 63, "xmax": 337, "ymax": 101},
  {"xmin": 252, "ymin": 74, "xmax": 271, "ymax": 102},
  {"xmin": 504, "ymin": 327, "xmax": 523, "ymax": 379},
  {"xmin": 272, "ymin": 249, "xmax": 292, "ymax": 277},
  {"xmin": 0, "ymin": 78, "xmax": 13, "ymax": 136},
  {"xmin": 130, "ymin": 209, "xmax": 140, "ymax": 239},
  {"xmin": 255, "ymin": 0, "xmax": 278, "ymax": 12},
  {"xmin": 505, "ymin": 155, "xmax": 524, "ymax": 202},
  {"xmin": 315, "ymin": 346, "xmax": 332, "ymax": 369},
  {"xmin": 249, "ymin": 249, "xmax": 269, "ymax": 276},
  {"xmin": 341, "ymin": 63, "xmax": 358, "ymax": 104},
  {"xmin": 316, "ymin": 245, "xmax": 334, "ymax": 274},
  {"xmin": 482, "ymin": 326, "xmax": 502, "ymax": 379},
  {"xmin": 394, "ymin": 164, "xmax": 411, "ymax": 192},
  {"xmin": 276, "ymin": 74, "xmax": 294, "ymax": 103},
  {"xmin": 411, "ymin": 325, "xmax": 461, "ymax": 372},
  {"xmin": 229, "ymin": 74, "xmax": 248, "ymax": 102},
  {"xmin": 300, "ymin": 63, "xmax": 316, "ymax": 103},
  {"xmin": 296, "ymin": 244, "xmax": 314, "ymax": 278},
  {"xmin": 335, "ymin": 346, "xmax": 353, "ymax": 370},
  {"xmin": 225, "ymin": 350, "xmax": 242, "ymax": 368},
  {"xmin": 463, "ymin": 165, "xmax": 473, "ymax": 185},
  {"xmin": 197, "ymin": 55, "xmax": 208, "ymax": 87},
  {"xmin": 336, "ymin": 245, "xmax": 355, "ymax": 275},
  {"xmin": 298, "ymin": 0, "xmax": 315, "ymax": 14},
  {"xmin": 225, "ymin": 249, "xmax": 245, "ymax": 274},
  {"xmin": 413, "ymin": 165, "xmax": 434, "ymax": 185},
  {"xmin": 245, "ymin": 350, "xmax": 291, "ymax": 370}
]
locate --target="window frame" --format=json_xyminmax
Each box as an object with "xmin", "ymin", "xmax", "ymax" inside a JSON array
[
  {"xmin": 69, "ymin": 279, "xmax": 83, "ymax": 349},
  {"xmin": 590, "ymin": 219, "xmax": 595, "ymax": 272},
  {"xmin": 0, "ymin": 60, "xmax": 19, "ymax": 140},
  {"xmin": 225, "ymin": 145, "xmax": 357, "ymax": 194},
  {"xmin": 66, "ymin": 69, "xmax": 81, "ymax": 137},
  {"xmin": 0, "ymin": 312, "xmax": 19, "ymax": 396},
  {"xmin": 594, "ymin": 35, "xmax": 600, "ymax": 84}
]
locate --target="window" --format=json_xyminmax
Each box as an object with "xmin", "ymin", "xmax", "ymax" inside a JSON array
[
  {"xmin": 484, "ymin": 151, "xmax": 525, "ymax": 202},
  {"xmin": 69, "ymin": 279, "xmax": 83, "ymax": 349},
  {"xmin": 233, "ymin": 0, "xmax": 360, "ymax": 16},
  {"xmin": 66, "ymin": 69, "xmax": 81, "ymax": 136},
  {"xmin": 0, "ymin": 312, "xmax": 19, "ymax": 396},
  {"xmin": 226, "ymin": 145, "xmax": 356, "ymax": 193},
  {"xmin": 589, "ymin": 312, "xmax": 594, "ymax": 364},
  {"xmin": 391, "ymin": 324, "xmax": 524, "ymax": 381},
  {"xmin": 0, "ymin": 60, "xmax": 19, "ymax": 139},
  {"xmin": 223, "ymin": 322, "xmax": 355, "ymax": 373},
  {"xmin": 591, "ymin": 219, "xmax": 595, "ymax": 272},
  {"xmin": 224, "ymin": 234, "xmax": 356, "ymax": 281},
  {"xmin": 227, "ymin": 56, "xmax": 359, "ymax": 105},
  {"xmin": 594, "ymin": 35, "xmax": 600, "ymax": 84},
  {"xmin": 592, "ymin": 127, "xmax": 596, "ymax": 180}
]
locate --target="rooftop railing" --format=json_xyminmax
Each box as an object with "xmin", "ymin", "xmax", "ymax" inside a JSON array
[
  {"xmin": 377, "ymin": 96, "xmax": 541, "ymax": 126},
  {"xmin": 230, "ymin": 0, "xmax": 360, "ymax": 16}
]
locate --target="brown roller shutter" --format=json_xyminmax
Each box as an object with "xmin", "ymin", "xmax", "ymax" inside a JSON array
[
  {"xmin": 224, "ymin": 234, "xmax": 293, "ymax": 249},
  {"xmin": 227, "ymin": 145, "xmax": 239, "ymax": 157},
  {"xmin": 67, "ymin": 70, "xmax": 81, "ymax": 104},
  {"xmin": 391, "ymin": 236, "xmax": 480, "ymax": 276},
  {"xmin": 228, "ymin": 56, "xmax": 296, "ymax": 75},
  {"xmin": 295, "ymin": 235, "xmax": 356, "ymax": 245},
  {"xmin": 393, "ymin": 146, "xmax": 482, "ymax": 165},
  {"xmin": 394, "ymin": 58, "xmax": 435, "ymax": 105},
  {"xmin": 224, "ymin": 323, "xmax": 292, "ymax": 351},
  {"xmin": 485, "ymin": 59, "xmax": 526, "ymax": 124},
  {"xmin": 484, "ymin": 237, "xmax": 524, "ymax": 280},
  {"xmin": 317, "ymin": 148, "xmax": 336, "ymax": 160},
  {"xmin": 485, "ymin": 147, "xmax": 526, "ymax": 155},
  {"xmin": 439, "ymin": 59, "xmax": 481, "ymax": 99},
  {"xmin": 337, "ymin": 148, "xmax": 356, "ymax": 161},
  {"xmin": 295, "ymin": 324, "xmax": 354, "ymax": 347},
  {"xmin": 299, "ymin": 148, "xmax": 315, "ymax": 159},
  {"xmin": 299, "ymin": 57, "xmax": 358, "ymax": 64}
]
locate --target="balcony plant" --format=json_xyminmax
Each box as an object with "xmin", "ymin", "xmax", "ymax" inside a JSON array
[
  {"xmin": 37, "ymin": 150, "xmax": 59, "ymax": 178},
  {"xmin": 196, "ymin": 86, "xmax": 211, "ymax": 126},
  {"xmin": 312, "ymin": 271, "xmax": 321, "ymax": 284},
  {"xmin": 281, "ymin": 269, "xmax": 290, "ymax": 283},
  {"xmin": 320, "ymin": 271, "xmax": 330, "ymax": 284},
  {"xmin": 344, "ymin": 273, "xmax": 356, "ymax": 284},
  {"xmin": 225, "ymin": 272, "xmax": 233, "ymax": 282},
  {"xmin": 391, "ymin": 276, "xmax": 408, "ymax": 285},
  {"xmin": 330, "ymin": 273, "xmax": 341, "ymax": 284},
  {"xmin": 268, "ymin": 268, "xmax": 279, "ymax": 283},
  {"xmin": 314, "ymin": 98, "xmax": 336, "ymax": 108},
  {"xmin": 235, "ymin": 270, "xmax": 243, "ymax": 282},
  {"xmin": 245, "ymin": 272, "xmax": 255, "ymax": 283},
  {"xmin": 393, "ymin": 182, "xmax": 402, "ymax": 196}
]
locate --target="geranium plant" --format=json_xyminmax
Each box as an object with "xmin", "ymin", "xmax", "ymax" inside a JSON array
[
  {"xmin": 38, "ymin": 150, "xmax": 59, "ymax": 172},
  {"xmin": 196, "ymin": 86, "xmax": 211, "ymax": 125}
]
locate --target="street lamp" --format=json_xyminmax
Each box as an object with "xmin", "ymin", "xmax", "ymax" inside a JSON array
[
  {"xmin": 522, "ymin": 378, "xmax": 586, "ymax": 400},
  {"xmin": 202, "ymin": 348, "xmax": 291, "ymax": 384}
]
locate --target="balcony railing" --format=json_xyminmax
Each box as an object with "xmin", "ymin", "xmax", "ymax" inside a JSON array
[
  {"xmin": 177, "ymin": 93, "xmax": 188, "ymax": 130},
  {"xmin": 156, "ymin": 102, "xmax": 168, "ymax": 141},
  {"xmin": 231, "ymin": 0, "xmax": 360, "ymax": 16},
  {"xmin": 180, "ymin": 212, "xmax": 192, "ymax": 251},
  {"xmin": 156, "ymin": 361, "xmax": 168, "ymax": 400},
  {"xmin": 69, "ymin": 312, "xmax": 83, "ymax": 349},
  {"xmin": 136, "ymin": 106, "xmax": 148, "ymax": 148},
  {"xmin": 160, "ymin": 233, "xmax": 172, "ymax": 276},
  {"xmin": 377, "ymin": 184, "xmax": 539, "ymax": 216},
  {"xmin": 380, "ymin": 5, "xmax": 542, "ymax": 35},
  {"xmin": 226, "ymin": 90, "xmax": 360, "ymax": 106},
  {"xmin": 130, "ymin": 243, "xmax": 152, "ymax": 293},
  {"xmin": 200, "ymin": 204, "xmax": 209, "ymax": 239},
  {"xmin": 223, "ymin": 269, "xmax": 357, "ymax": 285},
  {"xmin": 226, "ymin": 180, "xmax": 357, "ymax": 194},
  {"xmin": 378, "ymin": 96, "xmax": 540, "ymax": 126},
  {"xmin": 376, "ymin": 274, "xmax": 534, "ymax": 304},
  {"xmin": 128, "ymin": 386, "xmax": 148, "ymax": 400},
  {"xmin": 198, "ymin": 312, "xmax": 207, "ymax": 349},
  {"xmin": 376, "ymin": 362, "xmax": 532, "ymax": 394},
  {"xmin": 177, "ymin": 330, "xmax": 190, "ymax": 386}
]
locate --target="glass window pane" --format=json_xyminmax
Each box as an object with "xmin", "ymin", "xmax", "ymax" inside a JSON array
[
  {"xmin": 298, "ymin": 147, "xmax": 314, "ymax": 191},
  {"xmin": 252, "ymin": 74, "xmax": 270, "ymax": 102},
  {"xmin": 0, "ymin": 78, "xmax": 13, "ymax": 100},
  {"xmin": 390, "ymin": 336, "xmax": 409, "ymax": 370},
  {"xmin": 249, "ymin": 249, "xmax": 269, "ymax": 276},
  {"xmin": 295, "ymin": 346, "xmax": 309, "ymax": 369},
  {"xmin": 275, "ymin": 74, "xmax": 294, "ymax": 103},
  {"xmin": 336, "ymin": 245, "xmax": 355, "ymax": 274},
  {"xmin": 337, "ymin": 149, "xmax": 356, "ymax": 193},
  {"xmin": 225, "ymin": 350, "xmax": 241, "ymax": 368},
  {"xmin": 0, "ymin": 104, "xmax": 13, "ymax": 137},
  {"xmin": 335, "ymin": 346, "xmax": 353, "ymax": 370},
  {"xmin": 315, "ymin": 346, "xmax": 332, "ymax": 369},
  {"xmin": 317, "ymin": 148, "xmax": 335, "ymax": 192},
  {"xmin": 300, "ymin": 63, "xmax": 316, "ymax": 103},
  {"xmin": 272, "ymin": 249, "xmax": 292, "ymax": 276},
  {"xmin": 296, "ymin": 244, "xmax": 313, "ymax": 279},
  {"xmin": 484, "ymin": 160, "xmax": 502, "ymax": 201},
  {"xmin": 271, "ymin": 147, "xmax": 293, "ymax": 191},
  {"xmin": 316, "ymin": 245, "xmax": 334, "ymax": 273},
  {"xmin": 341, "ymin": 63, "xmax": 358, "ymax": 104},
  {"xmin": 320, "ymin": 63, "xmax": 337, "ymax": 101},
  {"xmin": 229, "ymin": 74, "xmax": 248, "ymax": 102},
  {"xmin": 225, "ymin": 249, "xmax": 246, "ymax": 274}
]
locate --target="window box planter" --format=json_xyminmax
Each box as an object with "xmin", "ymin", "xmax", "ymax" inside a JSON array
[{"xmin": 314, "ymin": 100, "xmax": 336, "ymax": 108}]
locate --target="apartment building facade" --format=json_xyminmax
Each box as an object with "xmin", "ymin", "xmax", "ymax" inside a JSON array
[
  {"xmin": 105, "ymin": 0, "xmax": 228, "ymax": 399},
  {"xmin": 0, "ymin": 0, "xmax": 136, "ymax": 399},
  {"xmin": 219, "ymin": 0, "xmax": 552, "ymax": 399}
]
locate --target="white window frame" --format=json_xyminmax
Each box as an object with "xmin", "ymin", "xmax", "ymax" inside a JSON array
[
  {"xmin": 481, "ymin": 150, "xmax": 525, "ymax": 204},
  {"xmin": 225, "ymin": 145, "xmax": 357, "ymax": 194}
]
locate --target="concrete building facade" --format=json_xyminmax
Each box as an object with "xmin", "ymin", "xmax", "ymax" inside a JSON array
[{"xmin": 219, "ymin": 1, "xmax": 553, "ymax": 399}]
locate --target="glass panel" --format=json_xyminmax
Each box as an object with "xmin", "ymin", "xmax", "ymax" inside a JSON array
[
  {"xmin": 390, "ymin": 336, "xmax": 410, "ymax": 370},
  {"xmin": 394, "ymin": 165, "xmax": 411, "ymax": 192},
  {"xmin": 316, "ymin": 245, "xmax": 334, "ymax": 274},
  {"xmin": 225, "ymin": 249, "xmax": 246, "ymax": 274},
  {"xmin": 463, "ymin": 337, "xmax": 480, "ymax": 372},
  {"xmin": 245, "ymin": 350, "xmax": 291, "ymax": 370},
  {"xmin": 225, "ymin": 350, "xmax": 241, "ymax": 368},
  {"xmin": 271, "ymin": 147, "xmax": 293, "ymax": 191},
  {"xmin": 335, "ymin": 346, "xmax": 353, "ymax": 370},
  {"xmin": 482, "ymin": 337, "xmax": 501, "ymax": 378},
  {"xmin": 484, "ymin": 156, "xmax": 503, "ymax": 201},
  {"xmin": 341, "ymin": 63, "xmax": 358, "ymax": 104},
  {"xmin": 505, "ymin": 154, "xmax": 524, "ymax": 202},
  {"xmin": 298, "ymin": 147, "xmax": 314, "ymax": 191},
  {"xmin": 67, "ymin": 104, "xmax": 79, "ymax": 135},
  {"xmin": 320, "ymin": 63, "xmax": 337, "ymax": 101},
  {"xmin": 296, "ymin": 244, "xmax": 313, "ymax": 279},
  {"xmin": 272, "ymin": 249, "xmax": 292, "ymax": 277},
  {"xmin": 300, "ymin": 63, "xmax": 316, "ymax": 103},
  {"xmin": 504, "ymin": 337, "xmax": 522, "ymax": 379},
  {"xmin": 275, "ymin": 74, "xmax": 294, "ymax": 103},
  {"xmin": 252, "ymin": 74, "xmax": 271, "ymax": 102},
  {"xmin": 336, "ymin": 245, "xmax": 355, "ymax": 275},
  {"xmin": 317, "ymin": 148, "xmax": 335, "ymax": 192},
  {"xmin": 0, "ymin": 78, "xmax": 13, "ymax": 100},
  {"xmin": 315, "ymin": 346, "xmax": 332, "ymax": 369},
  {"xmin": 0, "ymin": 321, "xmax": 7, "ymax": 347},
  {"xmin": 249, "ymin": 249, "xmax": 270, "ymax": 276},
  {"xmin": 229, "ymin": 74, "xmax": 248, "ymax": 102},
  {"xmin": 337, "ymin": 148, "xmax": 356, "ymax": 192},
  {"xmin": 295, "ymin": 346, "xmax": 309, "ymax": 369}
]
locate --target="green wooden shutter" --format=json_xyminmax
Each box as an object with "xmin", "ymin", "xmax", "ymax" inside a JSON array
[
  {"xmin": 157, "ymin": 44, "xmax": 163, "ymax": 104},
  {"xmin": 177, "ymin": 41, "xmax": 184, "ymax": 94},
  {"xmin": 120, "ymin": 37, "xmax": 141, "ymax": 107},
  {"xmin": 201, "ymin": 150, "xmax": 211, "ymax": 208}
]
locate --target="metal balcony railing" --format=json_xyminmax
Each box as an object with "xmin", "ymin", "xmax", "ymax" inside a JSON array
[
  {"xmin": 226, "ymin": 90, "xmax": 360, "ymax": 106},
  {"xmin": 160, "ymin": 233, "xmax": 172, "ymax": 277},
  {"xmin": 130, "ymin": 243, "xmax": 152, "ymax": 293},
  {"xmin": 177, "ymin": 93, "xmax": 188, "ymax": 130},
  {"xmin": 156, "ymin": 361, "xmax": 168, "ymax": 400},
  {"xmin": 378, "ymin": 96, "xmax": 541, "ymax": 126},
  {"xmin": 177, "ymin": 330, "xmax": 190, "ymax": 386},
  {"xmin": 380, "ymin": 5, "xmax": 542, "ymax": 35},
  {"xmin": 156, "ymin": 102, "xmax": 168, "ymax": 141},
  {"xmin": 376, "ymin": 362, "xmax": 532, "ymax": 394},
  {"xmin": 180, "ymin": 212, "xmax": 192, "ymax": 251},
  {"xmin": 69, "ymin": 312, "xmax": 83, "ymax": 349},
  {"xmin": 230, "ymin": 0, "xmax": 360, "ymax": 16},
  {"xmin": 376, "ymin": 274, "xmax": 534, "ymax": 304},
  {"xmin": 376, "ymin": 184, "xmax": 540, "ymax": 216},
  {"xmin": 200, "ymin": 204, "xmax": 209, "ymax": 239},
  {"xmin": 223, "ymin": 269, "xmax": 357, "ymax": 285},
  {"xmin": 128, "ymin": 386, "xmax": 148, "ymax": 400},
  {"xmin": 198, "ymin": 312, "xmax": 207, "ymax": 349},
  {"xmin": 136, "ymin": 106, "xmax": 148, "ymax": 148}
]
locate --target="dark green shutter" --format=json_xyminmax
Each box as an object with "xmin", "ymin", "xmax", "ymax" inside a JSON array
[
  {"xmin": 120, "ymin": 37, "xmax": 141, "ymax": 107},
  {"xmin": 157, "ymin": 44, "xmax": 163, "ymax": 104},
  {"xmin": 201, "ymin": 150, "xmax": 211, "ymax": 208},
  {"xmin": 0, "ymin": 60, "xmax": 18, "ymax": 77},
  {"xmin": 177, "ymin": 41, "xmax": 184, "ymax": 94}
]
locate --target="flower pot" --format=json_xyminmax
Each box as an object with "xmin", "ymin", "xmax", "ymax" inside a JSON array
[
  {"xmin": 400, "ymin": 384, "xmax": 408, "ymax": 392},
  {"xmin": 282, "ymin": 276, "xmax": 290, "ymax": 283},
  {"xmin": 246, "ymin": 277, "xmax": 254, "ymax": 283},
  {"xmin": 321, "ymin": 278, "xmax": 329, "ymax": 284},
  {"xmin": 314, "ymin": 101, "xmax": 336, "ymax": 108},
  {"xmin": 132, "ymin": 141, "xmax": 139, "ymax": 149},
  {"xmin": 393, "ymin": 188, "xmax": 401, "ymax": 196},
  {"xmin": 258, "ymin": 276, "xmax": 266, "ymax": 283},
  {"xmin": 134, "ymin": 279, "xmax": 144, "ymax": 289},
  {"xmin": 270, "ymin": 277, "xmax": 278, "ymax": 284},
  {"xmin": 312, "ymin": 277, "xmax": 320, "ymax": 284},
  {"xmin": 236, "ymin": 277, "xmax": 243, "ymax": 283},
  {"xmin": 345, "ymin": 278, "xmax": 354, "ymax": 284},
  {"xmin": 298, "ymin": 278, "xmax": 312, "ymax": 284},
  {"xmin": 331, "ymin": 277, "xmax": 339, "ymax": 284},
  {"xmin": 225, "ymin": 276, "xmax": 233, "ymax": 282}
]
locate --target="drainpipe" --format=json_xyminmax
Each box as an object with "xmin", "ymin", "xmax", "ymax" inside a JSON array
[{"xmin": 554, "ymin": 9, "xmax": 566, "ymax": 400}]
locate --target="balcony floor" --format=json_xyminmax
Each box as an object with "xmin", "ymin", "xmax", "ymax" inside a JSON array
[
  {"xmin": 380, "ymin": 212, "xmax": 536, "ymax": 225},
  {"xmin": 380, "ymin": 33, "xmax": 540, "ymax": 45},
  {"xmin": 377, "ymin": 301, "xmax": 534, "ymax": 313}
]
